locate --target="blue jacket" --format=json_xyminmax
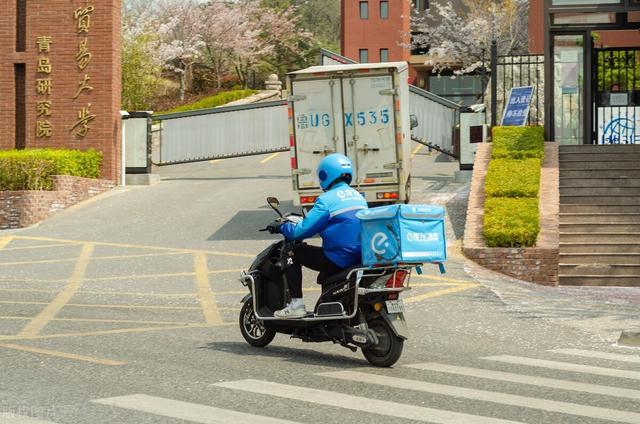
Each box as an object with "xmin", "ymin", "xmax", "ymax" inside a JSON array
[{"xmin": 281, "ymin": 182, "xmax": 367, "ymax": 268}]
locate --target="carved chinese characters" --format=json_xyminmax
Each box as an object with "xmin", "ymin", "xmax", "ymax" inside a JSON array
[
  {"xmin": 35, "ymin": 36, "xmax": 53, "ymax": 138},
  {"xmin": 71, "ymin": 5, "xmax": 95, "ymax": 138}
]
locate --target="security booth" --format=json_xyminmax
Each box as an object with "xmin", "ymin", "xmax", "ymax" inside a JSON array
[
  {"xmin": 459, "ymin": 105, "xmax": 489, "ymax": 170},
  {"xmin": 543, "ymin": 0, "xmax": 640, "ymax": 145},
  {"xmin": 123, "ymin": 111, "xmax": 152, "ymax": 175}
]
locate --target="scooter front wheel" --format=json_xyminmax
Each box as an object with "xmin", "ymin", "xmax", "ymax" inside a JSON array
[
  {"xmin": 239, "ymin": 298, "xmax": 276, "ymax": 347},
  {"xmin": 362, "ymin": 318, "xmax": 404, "ymax": 367}
]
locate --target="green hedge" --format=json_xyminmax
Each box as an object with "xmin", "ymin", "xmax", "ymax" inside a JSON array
[
  {"xmin": 492, "ymin": 126, "xmax": 544, "ymax": 159},
  {"xmin": 485, "ymin": 158, "xmax": 541, "ymax": 198},
  {"xmin": 483, "ymin": 197, "xmax": 540, "ymax": 247},
  {"xmin": 0, "ymin": 149, "xmax": 102, "ymax": 191},
  {"xmin": 158, "ymin": 89, "xmax": 257, "ymax": 114},
  {"xmin": 483, "ymin": 125, "xmax": 544, "ymax": 247}
]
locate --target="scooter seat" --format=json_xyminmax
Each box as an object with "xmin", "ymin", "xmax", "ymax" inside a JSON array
[{"xmin": 317, "ymin": 265, "xmax": 362, "ymax": 286}]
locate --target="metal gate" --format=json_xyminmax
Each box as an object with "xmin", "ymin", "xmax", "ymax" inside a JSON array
[
  {"xmin": 490, "ymin": 50, "xmax": 545, "ymax": 127},
  {"xmin": 593, "ymin": 47, "xmax": 639, "ymax": 144},
  {"xmin": 153, "ymin": 100, "xmax": 289, "ymax": 165}
]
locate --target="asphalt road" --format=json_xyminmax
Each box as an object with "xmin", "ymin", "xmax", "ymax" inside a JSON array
[{"xmin": 1, "ymin": 149, "xmax": 639, "ymax": 424}]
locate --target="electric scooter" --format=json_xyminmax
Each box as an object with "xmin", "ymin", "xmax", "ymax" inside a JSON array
[{"xmin": 238, "ymin": 197, "xmax": 419, "ymax": 367}]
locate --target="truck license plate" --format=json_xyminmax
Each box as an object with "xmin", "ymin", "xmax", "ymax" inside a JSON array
[{"xmin": 385, "ymin": 299, "xmax": 405, "ymax": 314}]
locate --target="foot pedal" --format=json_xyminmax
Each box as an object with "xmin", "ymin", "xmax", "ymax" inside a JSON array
[{"xmin": 316, "ymin": 302, "xmax": 345, "ymax": 317}]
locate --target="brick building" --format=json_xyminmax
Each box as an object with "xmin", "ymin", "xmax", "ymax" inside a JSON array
[
  {"xmin": 341, "ymin": 0, "xmax": 411, "ymax": 65},
  {"xmin": 0, "ymin": 0, "xmax": 122, "ymax": 181}
]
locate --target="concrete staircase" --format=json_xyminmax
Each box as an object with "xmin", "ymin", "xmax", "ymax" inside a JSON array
[{"xmin": 559, "ymin": 144, "xmax": 640, "ymax": 286}]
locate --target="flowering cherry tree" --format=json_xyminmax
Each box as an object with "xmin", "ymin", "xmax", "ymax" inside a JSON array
[
  {"xmin": 157, "ymin": 0, "xmax": 205, "ymax": 100},
  {"xmin": 409, "ymin": 0, "xmax": 529, "ymax": 75}
]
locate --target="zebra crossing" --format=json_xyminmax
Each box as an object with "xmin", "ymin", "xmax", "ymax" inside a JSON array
[{"xmin": 10, "ymin": 347, "xmax": 640, "ymax": 424}]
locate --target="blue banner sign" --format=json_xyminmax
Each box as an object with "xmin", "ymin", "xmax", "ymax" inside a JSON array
[{"xmin": 501, "ymin": 86, "xmax": 534, "ymax": 127}]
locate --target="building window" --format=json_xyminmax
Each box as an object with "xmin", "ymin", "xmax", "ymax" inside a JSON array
[
  {"xmin": 359, "ymin": 49, "xmax": 369, "ymax": 63},
  {"xmin": 380, "ymin": 48, "xmax": 389, "ymax": 62},
  {"xmin": 414, "ymin": 0, "xmax": 429, "ymax": 11},
  {"xmin": 360, "ymin": 1, "xmax": 368, "ymax": 19},
  {"xmin": 380, "ymin": 1, "xmax": 389, "ymax": 19}
]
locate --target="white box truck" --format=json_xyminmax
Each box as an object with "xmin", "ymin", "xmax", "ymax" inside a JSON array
[{"xmin": 287, "ymin": 62, "xmax": 412, "ymax": 207}]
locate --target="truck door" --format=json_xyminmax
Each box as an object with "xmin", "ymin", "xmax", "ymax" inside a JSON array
[
  {"xmin": 291, "ymin": 78, "xmax": 345, "ymax": 190},
  {"xmin": 341, "ymin": 74, "xmax": 399, "ymax": 187}
]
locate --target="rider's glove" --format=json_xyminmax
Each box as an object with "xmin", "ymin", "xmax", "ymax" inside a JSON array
[{"xmin": 266, "ymin": 220, "xmax": 283, "ymax": 234}]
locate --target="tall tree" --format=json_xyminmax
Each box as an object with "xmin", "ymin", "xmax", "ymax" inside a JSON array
[
  {"xmin": 121, "ymin": 0, "xmax": 163, "ymax": 110},
  {"xmin": 157, "ymin": 0, "xmax": 205, "ymax": 101},
  {"xmin": 409, "ymin": 0, "xmax": 529, "ymax": 75}
]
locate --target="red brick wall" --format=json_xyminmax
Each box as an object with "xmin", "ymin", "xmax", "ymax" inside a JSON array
[
  {"xmin": 0, "ymin": 1, "xmax": 122, "ymax": 182},
  {"xmin": 0, "ymin": 175, "xmax": 114, "ymax": 229},
  {"xmin": 341, "ymin": 0, "xmax": 411, "ymax": 63},
  {"xmin": 528, "ymin": 0, "xmax": 544, "ymax": 55}
]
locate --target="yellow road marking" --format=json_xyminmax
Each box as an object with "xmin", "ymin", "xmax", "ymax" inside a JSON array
[
  {"xmin": 0, "ymin": 258, "xmax": 78, "ymax": 266},
  {"xmin": 260, "ymin": 152, "xmax": 281, "ymax": 164},
  {"xmin": 0, "ymin": 343, "xmax": 126, "ymax": 366},
  {"xmin": 0, "ymin": 301, "xmax": 201, "ymax": 310},
  {"xmin": 18, "ymin": 243, "xmax": 95, "ymax": 336},
  {"xmin": 0, "ymin": 236, "xmax": 14, "ymax": 250},
  {"xmin": 91, "ymin": 251, "xmax": 189, "ymax": 260},
  {"xmin": 12, "ymin": 235, "xmax": 253, "ymax": 258},
  {"xmin": 0, "ymin": 288, "xmax": 197, "ymax": 298},
  {"xmin": 82, "ymin": 268, "xmax": 243, "ymax": 282},
  {"xmin": 411, "ymin": 144, "xmax": 423, "ymax": 158},
  {"xmin": 0, "ymin": 243, "xmax": 73, "ymax": 252},
  {"xmin": 0, "ymin": 316, "xmax": 194, "ymax": 325},
  {"xmin": 0, "ymin": 322, "xmax": 233, "ymax": 341},
  {"xmin": 194, "ymin": 252, "xmax": 222, "ymax": 324},
  {"xmin": 413, "ymin": 274, "xmax": 476, "ymax": 285},
  {"xmin": 209, "ymin": 159, "xmax": 221, "ymax": 164},
  {"xmin": 403, "ymin": 284, "xmax": 479, "ymax": 304}
]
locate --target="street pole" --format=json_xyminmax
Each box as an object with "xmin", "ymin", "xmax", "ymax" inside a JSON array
[{"xmin": 490, "ymin": 39, "xmax": 498, "ymax": 128}]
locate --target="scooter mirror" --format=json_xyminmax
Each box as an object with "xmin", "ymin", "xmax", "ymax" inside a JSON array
[{"xmin": 267, "ymin": 197, "xmax": 280, "ymax": 209}]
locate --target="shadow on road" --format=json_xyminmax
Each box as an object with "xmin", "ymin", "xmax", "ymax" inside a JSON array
[{"xmin": 202, "ymin": 341, "xmax": 369, "ymax": 368}]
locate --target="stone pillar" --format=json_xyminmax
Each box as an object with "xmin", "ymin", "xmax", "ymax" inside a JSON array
[
  {"xmin": 265, "ymin": 74, "xmax": 282, "ymax": 92},
  {"xmin": 0, "ymin": 0, "xmax": 122, "ymax": 182}
]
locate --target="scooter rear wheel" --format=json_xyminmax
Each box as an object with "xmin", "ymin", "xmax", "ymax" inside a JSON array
[
  {"xmin": 362, "ymin": 319, "xmax": 404, "ymax": 367},
  {"xmin": 239, "ymin": 298, "xmax": 276, "ymax": 347}
]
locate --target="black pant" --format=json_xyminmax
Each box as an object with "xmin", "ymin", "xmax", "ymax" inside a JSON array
[{"xmin": 284, "ymin": 243, "xmax": 342, "ymax": 298}]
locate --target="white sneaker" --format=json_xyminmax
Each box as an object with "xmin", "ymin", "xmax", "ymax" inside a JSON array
[{"xmin": 274, "ymin": 300, "xmax": 306, "ymax": 319}]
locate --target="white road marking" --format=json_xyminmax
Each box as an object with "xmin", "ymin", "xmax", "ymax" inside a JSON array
[
  {"xmin": 485, "ymin": 355, "xmax": 640, "ymax": 380},
  {"xmin": 0, "ymin": 415, "xmax": 57, "ymax": 423},
  {"xmin": 92, "ymin": 394, "xmax": 300, "ymax": 424},
  {"xmin": 550, "ymin": 348, "xmax": 640, "ymax": 364},
  {"xmin": 320, "ymin": 370, "xmax": 640, "ymax": 423},
  {"xmin": 215, "ymin": 379, "xmax": 525, "ymax": 424},
  {"xmin": 406, "ymin": 362, "xmax": 640, "ymax": 400}
]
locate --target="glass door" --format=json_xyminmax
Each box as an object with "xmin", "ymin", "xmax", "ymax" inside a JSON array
[{"xmin": 553, "ymin": 34, "xmax": 585, "ymax": 144}]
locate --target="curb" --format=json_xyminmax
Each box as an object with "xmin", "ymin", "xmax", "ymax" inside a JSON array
[{"xmin": 618, "ymin": 331, "xmax": 640, "ymax": 347}]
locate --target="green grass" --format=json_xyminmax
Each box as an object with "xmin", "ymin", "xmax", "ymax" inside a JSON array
[
  {"xmin": 0, "ymin": 149, "xmax": 102, "ymax": 191},
  {"xmin": 157, "ymin": 90, "xmax": 257, "ymax": 115}
]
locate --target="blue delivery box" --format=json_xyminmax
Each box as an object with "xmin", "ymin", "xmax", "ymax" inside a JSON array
[{"xmin": 356, "ymin": 204, "xmax": 446, "ymax": 266}]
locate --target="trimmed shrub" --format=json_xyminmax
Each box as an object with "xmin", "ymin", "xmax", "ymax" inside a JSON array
[
  {"xmin": 485, "ymin": 158, "xmax": 541, "ymax": 198},
  {"xmin": 492, "ymin": 126, "xmax": 544, "ymax": 159},
  {"xmin": 0, "ymin": 149, "xmax": 102, "ymax": 191},
  {"xmin": 483, "ymin": 197, "xmax": 540, "ymax": 247},
  {"xmin": 158, "ymin": 89, "xmax": 257, "ymax": 114}
]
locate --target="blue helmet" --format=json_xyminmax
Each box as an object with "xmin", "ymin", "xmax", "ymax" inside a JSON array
[{"xmin": 317, "ymin": 153, "xmax": 353, "ymax": 191}]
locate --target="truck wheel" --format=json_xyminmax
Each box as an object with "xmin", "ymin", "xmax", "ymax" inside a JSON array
[
  {"xmin": 362, "ymin": 319, "xmax": 404, "ymax": 367},
  {"xmin": 239, "ymin": 298, "xmax": 275, "ymax": 347}
]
